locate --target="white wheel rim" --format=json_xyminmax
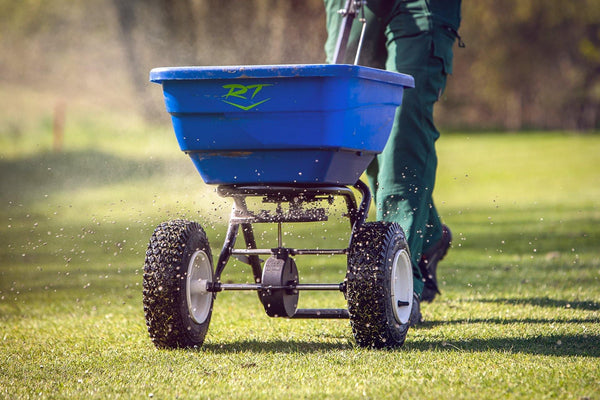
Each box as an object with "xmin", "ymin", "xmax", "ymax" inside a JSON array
[
  {"xmin": 390, "ymin": 249, "xmax": 413, "ymax": 325},
  {"xmin": 186, "ymin": 250, "xmax": 213, "ymax": 324}
]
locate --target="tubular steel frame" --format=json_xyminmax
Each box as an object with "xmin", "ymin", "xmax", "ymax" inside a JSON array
[{"xmin": 208, "ymin": 180, "xmax": 371, "ymax": 319}]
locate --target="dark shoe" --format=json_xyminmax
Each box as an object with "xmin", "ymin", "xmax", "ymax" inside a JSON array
[
  {"xmin": 419, "ymin": 225, "xmax": 452, "ymax": 302},
  {"xmin": 409, "ymin": 293, "xmax": 422, "ymax": 327}
]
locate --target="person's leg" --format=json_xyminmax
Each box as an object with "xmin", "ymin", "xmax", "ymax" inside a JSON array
[
  {"xmin": 374, "ymin": 27, "xmax": 448, "ymax": 296},
  {"xmin": 423, "ymin": 197, "xmax": 443, "ymax": 252},
  {"xmin": 324, "ymin": 1, "xmax": 452, "ymax": 296}
]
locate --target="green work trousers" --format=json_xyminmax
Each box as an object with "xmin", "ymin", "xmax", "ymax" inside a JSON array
[{"xmin": 324, "ymin": 0, "xmax": 458, "ymax": 295}]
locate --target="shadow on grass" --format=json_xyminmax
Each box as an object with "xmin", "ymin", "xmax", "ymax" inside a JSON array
[
  {"xmin": 200, "ymin": 295, "xmax": 599, "ymax": 356},
  {"xmin": 200, "ymin": 333, "xmax": 600, "ymax": 357},
  {"xmin": 420, "ymin": 317, "xmax": 600, "ymax": 326},
  {"xmin": 409, "ymin": 296, "xmax": 600, "ymax": 356},
  {"xmin": 202, "ymin": 338, "xmax": 354, "ymax": 354},
  {"xmin": 405, "ymin": 333, "xmax": 600, "ymax": 357},
  {"xmin": 475, "ymin": 297, "xmax": 600, "ymax": 311}
]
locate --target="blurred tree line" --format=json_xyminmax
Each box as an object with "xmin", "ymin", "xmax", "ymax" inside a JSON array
[
  {"xmin": 1, "ymin": 0, "xmax": 599, "ymax": 131},
  {"xmin": 450, "ymin": 1, "xmax": 600, "ymax": 131}
]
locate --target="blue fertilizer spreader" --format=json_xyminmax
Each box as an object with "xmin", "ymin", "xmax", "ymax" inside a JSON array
[{"xmin": 143, "ymin": 2, "xmax": 418, "ymax": 350}]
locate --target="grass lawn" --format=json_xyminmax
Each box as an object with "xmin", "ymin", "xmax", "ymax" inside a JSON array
[{"xmin": 1, "ymin": 108, "xmax": 599, "ymax": 399}]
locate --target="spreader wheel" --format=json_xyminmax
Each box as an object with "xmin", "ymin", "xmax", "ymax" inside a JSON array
[
  {"xmin": 143, "ymin": 219, "xmax": 214, "ymax": 349},
  {"xmin": 346, "ymin": 222, "xmax": 413, "ymax": 348}
]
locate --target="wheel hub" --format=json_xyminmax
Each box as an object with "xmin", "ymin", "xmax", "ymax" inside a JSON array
[
  {"xmin": 390, "ymin": 249, "xmax": 413, "ymax": 325},
  {"xmin": 186, "ymin": 250, "xmax": 213, "ymax": 324}
]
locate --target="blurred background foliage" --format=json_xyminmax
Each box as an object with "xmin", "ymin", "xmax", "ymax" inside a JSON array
[{"xmin": 1, "ymin": 0, "xmax": 599, "ymax": 131}]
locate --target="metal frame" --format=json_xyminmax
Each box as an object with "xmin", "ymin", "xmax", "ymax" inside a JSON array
[
  {"xmin": 332, "ymin": 0, "xmax": 367, "ymax": 65},
  {"xmin": 206, "ymin": 180, "xmax": 371, "ymax": 319}
]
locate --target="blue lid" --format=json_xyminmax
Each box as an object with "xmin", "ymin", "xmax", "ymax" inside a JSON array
[{"xmin": 149, "ymin": 64, "xmax": 414, "ymax": 88}]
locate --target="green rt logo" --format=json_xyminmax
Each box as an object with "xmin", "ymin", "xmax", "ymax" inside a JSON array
[{"xmin": 221, "ymin": 83, "xmax": 273, "ymax": 110}]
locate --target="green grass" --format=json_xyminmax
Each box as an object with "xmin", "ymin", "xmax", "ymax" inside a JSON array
[{"xmin": 1, "ymin": 111, "xmax": 599, "ymax": 399}]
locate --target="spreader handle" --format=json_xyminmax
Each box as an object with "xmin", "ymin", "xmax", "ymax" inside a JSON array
[{"xmin": 332, "ymin": 0, "xmax": 367, "ymax": 65}]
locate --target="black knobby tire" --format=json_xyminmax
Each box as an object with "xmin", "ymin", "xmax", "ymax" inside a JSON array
[
  {"xmin": 346, "ymin": 222, "xmax": 413, "ymax": 348},
  {"xmin": 143, "ymin": 219, "xmax": 214, "ymax": 349}
]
